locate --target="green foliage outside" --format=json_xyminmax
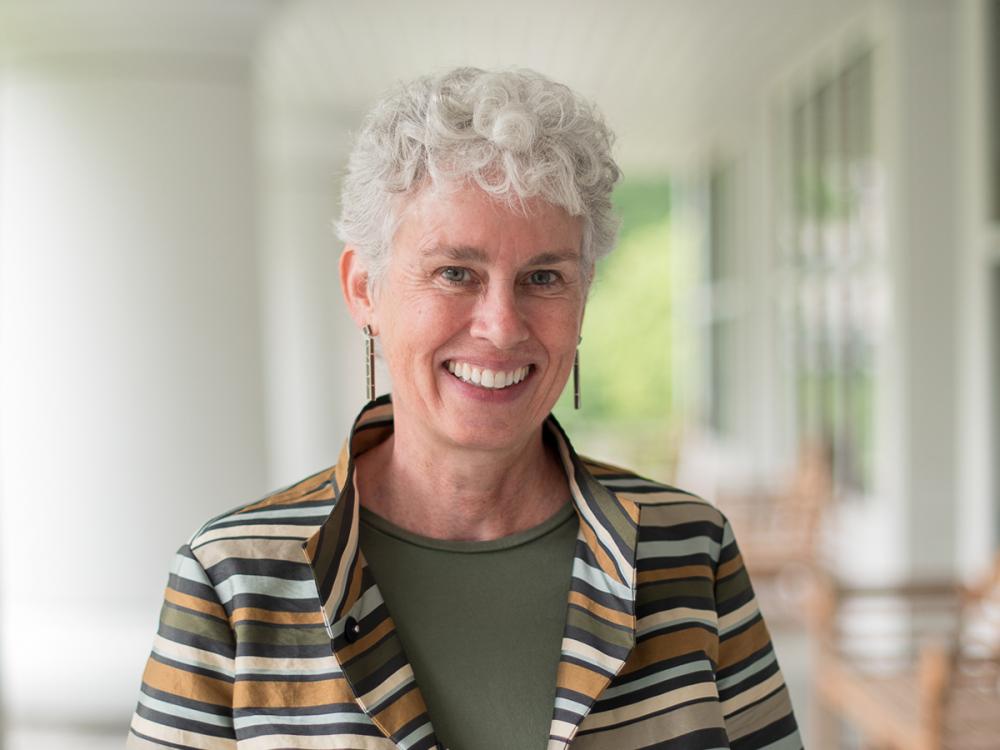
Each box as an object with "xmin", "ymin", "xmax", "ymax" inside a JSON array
[{"xmin": 553, "ymin": 178, "xmax": 677, "ymax": 476}]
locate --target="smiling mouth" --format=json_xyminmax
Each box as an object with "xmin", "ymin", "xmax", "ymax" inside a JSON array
[{"xmin": 445, "ymin": 360, "xmax": 532, "ymax": 390}]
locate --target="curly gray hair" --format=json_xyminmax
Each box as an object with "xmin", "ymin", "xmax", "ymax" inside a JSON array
[{"xmin": 335, "ymin": 67, "xmax": 622, "ymax": 287}]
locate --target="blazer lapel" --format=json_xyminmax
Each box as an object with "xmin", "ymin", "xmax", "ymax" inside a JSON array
[
  {"xmin": 545, "ymin": 417, "xmax": 640, "ymax": 749},
  {"xmin": 301, "ymin": 399, "xmax": 640, "ymax": 750},
  {"xmin": 302, "ymin": 396, "xmax": 439, "ymax": 750}
]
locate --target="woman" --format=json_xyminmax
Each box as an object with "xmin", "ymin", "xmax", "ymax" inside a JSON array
[{"xmin": 129, "ymin": 68, "xmax": 801, "ymax": 750}]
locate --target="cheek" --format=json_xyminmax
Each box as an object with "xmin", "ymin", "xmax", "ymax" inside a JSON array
[
  {"xmin": 381, "ymin": 296, "xmax": 465, "ymax": 363},
  {"xmin": 528, "ymin": 302, "xmax": 584, "ymax": 351},
  {"xmin": 428, "ymin": 290, "xmax": 479, "ymax": 325}
]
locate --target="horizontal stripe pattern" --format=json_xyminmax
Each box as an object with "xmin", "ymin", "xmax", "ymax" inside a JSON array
[
  {"xmin": 130, "ymin": 396, "xmax": 800, "ymax": 748},
  {"xmin": 560, "ymin": 478, "xmax": 801, "ymax": 749},
  {"xmin": 128, "ymin": 461, "xmax": 398, "ymax": 750}
]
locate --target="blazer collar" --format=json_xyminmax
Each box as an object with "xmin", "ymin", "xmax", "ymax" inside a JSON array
[{"xmin": 302, "ymin": 395, "xmax": 640, "ymax": 749}]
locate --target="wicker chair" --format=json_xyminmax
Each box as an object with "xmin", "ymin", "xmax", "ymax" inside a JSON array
[{"xmin": 810, "ymin": 555, "xmax": 1000, "ymax": 749}]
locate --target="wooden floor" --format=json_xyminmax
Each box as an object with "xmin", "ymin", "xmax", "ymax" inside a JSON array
[{"xmin": 3, "ymin": 725, "xmax": 125, "ymax": 750}]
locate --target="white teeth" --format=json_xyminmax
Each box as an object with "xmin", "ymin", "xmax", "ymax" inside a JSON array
[{"xmin": 446, "ymin": 361, "xmax": 530, "ymax": 390}]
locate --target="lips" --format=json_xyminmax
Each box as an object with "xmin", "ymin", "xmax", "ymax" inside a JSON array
[{"xmin": 445, "ymin": 360, "xmax": 531, "ymax": 390}]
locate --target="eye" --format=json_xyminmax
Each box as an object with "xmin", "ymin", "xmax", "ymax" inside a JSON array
[
  {"xmin": 527, "ymin": 270, "xmax": 560, "ymax": 286},
  {"xmin": 440, "ymin": 266, "xmax": 472, "ymax": 284}
]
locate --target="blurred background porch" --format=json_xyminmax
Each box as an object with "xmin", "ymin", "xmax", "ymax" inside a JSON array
[{"xmin": 1, "ymin": 1, "xmax": 997, "ymax": 747}]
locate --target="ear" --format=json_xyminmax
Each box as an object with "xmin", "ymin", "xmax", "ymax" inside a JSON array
[{"xmin": 339, "ymin": 247, "xmax": 375, "ymax": 331}]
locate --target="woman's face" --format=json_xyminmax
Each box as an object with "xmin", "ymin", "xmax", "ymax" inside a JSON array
[{"xmin": 345, "ymin": 184, "xmax": 588, "ymax": 454}]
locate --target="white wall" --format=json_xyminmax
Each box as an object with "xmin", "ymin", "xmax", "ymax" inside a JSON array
[{"xmin": 673, "ymin": 0, "xmax": 985, "ymax": 581}]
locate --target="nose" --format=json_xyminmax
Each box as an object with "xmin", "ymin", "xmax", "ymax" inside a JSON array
[{"xmin": 468, "ymin": 283, "xmax": 530, "ymax": 350}]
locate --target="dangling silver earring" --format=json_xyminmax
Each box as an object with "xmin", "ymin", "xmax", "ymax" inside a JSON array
[
  {"xmin": 573, "ymin": 338, "xmax": 581, "ymax": 410},
  {"xmin": 363, "ymin": 325, "xmax": 375, "ymax": 402}
]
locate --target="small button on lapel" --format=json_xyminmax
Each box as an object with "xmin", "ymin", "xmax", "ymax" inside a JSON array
[{"xmin": 344, "ymin": 616, "xmax": 360, "ymax": 644}]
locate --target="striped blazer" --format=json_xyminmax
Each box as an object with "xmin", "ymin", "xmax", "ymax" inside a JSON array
[{"xmin": 128, "ymin": 396, "xmax": 801, "ymax": 749}]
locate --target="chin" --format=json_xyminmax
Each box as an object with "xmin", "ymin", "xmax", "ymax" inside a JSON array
[{"xmin": 441, "ymin": 417, "xmax": 537, "ymax": 453}]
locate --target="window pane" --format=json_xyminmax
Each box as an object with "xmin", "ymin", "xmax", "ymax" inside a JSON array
[{"xmin": 784, "ymin": 49, "xmax": 876, "ymax": 497}]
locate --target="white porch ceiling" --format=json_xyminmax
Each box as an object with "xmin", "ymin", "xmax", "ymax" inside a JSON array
[{"xmin": 259, "ymin": 0, "xmax": 875, "ymax": 172}]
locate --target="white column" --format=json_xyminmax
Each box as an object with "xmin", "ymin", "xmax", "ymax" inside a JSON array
[
  {"xmin": 255, "ymin": 104, "xmax": 366, "ymax": 486},
  {"xmin": 0, "ymin": 0, "xmax": 272, "ymax": 734},
  {"xmin": 956, "ymin": 0, "xmax": 997, "ymax": 578},
  {"xmin": 256, "ymin": 15, "xmax": 377, "ymax": 487},
  {"xmin": 883, "ymin": 0, "xmax": 961, "ymax": 577}
]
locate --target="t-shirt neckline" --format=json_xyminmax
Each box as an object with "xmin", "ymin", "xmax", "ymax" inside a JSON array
[{"xmin": 358, "ymin": 501, "xmax": 576, "ymax": 553}]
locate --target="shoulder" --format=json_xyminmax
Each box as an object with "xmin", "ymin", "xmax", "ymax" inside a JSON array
[
  {"xmin": 583, "ymin": 455, "xmax": 725, "ymax": 519},
  {"xmin": 156, "ymin": 466, "xmax": 340, "ymax": 642},
  {"xmin": 186, "ymin": 464, "xmax": 340, "ymax": 558},
  {"xmin": 581, "ymin": 455, "xmax": 731, "ymax": 560}
]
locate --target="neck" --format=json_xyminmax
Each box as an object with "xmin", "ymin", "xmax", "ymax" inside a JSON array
[{"xmin": 355, "ymin": 415, "xmax": 569, "ymax": 541}]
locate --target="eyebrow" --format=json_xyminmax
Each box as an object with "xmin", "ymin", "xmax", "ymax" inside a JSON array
[{"xmin": 422, "ymin": 245, "xmax": 581, "ymax": 265}]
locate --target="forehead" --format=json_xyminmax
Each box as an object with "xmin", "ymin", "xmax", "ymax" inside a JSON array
[{"xmin": 392, "ymin": 183, "xmax": 583, "ymax": 263}]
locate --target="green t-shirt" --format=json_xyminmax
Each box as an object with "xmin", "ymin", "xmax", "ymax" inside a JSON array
[{"xmin": 358, "ymin": 502, "xmax": 579, "ymax": 750}]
